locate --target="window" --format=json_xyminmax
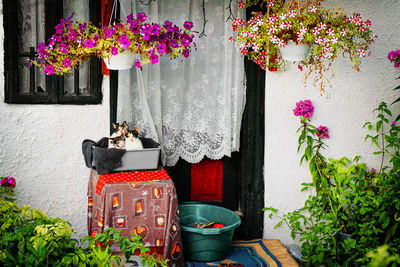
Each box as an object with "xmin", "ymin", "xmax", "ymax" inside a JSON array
[{"xmin": 3, "ymin": 0, "xmax": 102, "ymax": 104}]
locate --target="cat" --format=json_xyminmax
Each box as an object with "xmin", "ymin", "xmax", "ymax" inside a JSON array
[
  {"xmin": 124, "ymin": 127, "xmax": 144, "ymax": 150},
  {"xmin": 108, "ymin": 122, "xmax": 126, "ymax": 149}
]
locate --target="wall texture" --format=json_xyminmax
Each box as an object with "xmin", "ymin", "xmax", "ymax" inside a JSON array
[
  {"xmin": 264, "ymin": 0, "xmax": 400, "ymax": 244},
  {"xmin": 0, "ymin": 4, "xmax": 110, "ymax": 238}
]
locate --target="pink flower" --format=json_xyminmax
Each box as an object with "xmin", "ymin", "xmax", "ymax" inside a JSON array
[
  {"xmin": 395, "ymin": 63, "xmax": 400, "ymax": 68},
  {"xmin": 293, "ymin": 99, "xmax": 314, "ymax": 118},
  {"xmin": 276, "ymin": 38, "xmax": 284, "ymax": 47},
  {"xmin": 240, "ymin": 47, "xmax": 248, "ymax": 55},
  {"xmin": 309, "ymin": 5, "xmax": 317, "ymax": 12},
  {"xmin": 279, "ymin": 22, "xmax": 286, "ymax": 29},
  {"xmin": 318, "ymin": 22, "xmax": 327, "ymax": 30},
  {"xmin": 62, "ymin": 58, "xmax": 72, "ymax": 68},
  {"xmin": 270, "ymin": 35, "xmax": 278, "ymax": 44},
  {"xmin": 137, "ymin": 12, "xmax": 147, "ymax": 23},
  {"xmin": 256, "ymin": 19, "xmax": 264, "ymax": 26},
  {"xmin": 316, "ymin": 125, "xmax": 330, "ymax": 139},
  {"xmin": 285, "ymin": 21, "xmax": 292, "ymax": 29},
  {"xmin": 268, "ymin": 0, "xmax": 275, "ymax": 7},
  {"xmin": 229, "ymin": 36, "xmax": 234, "ymax": 42},
  {"xmin": 149, "ymin": 53, "xmax": 159, "ymax": 64},
  {"xmin": 269, "ymin": 25, "xmax": 278, "ymax": 34},
  {"xmin": 312, "ymin": 27, "xmax": 320, "ymax": 35},
  {"xmin": 340, "ymin": 29, "xmax": 347, "ymax": 36},
  {"xmin": 288, "ymin": 10, "xmax": 297, "ymax": 17},
  {"xmin": 84, "ymin": 39, "xmax": 96, "ymax": 48},
  {"xmin": 252, "ymin": 43, "xmax": 260, "ymax": 51},
  {"xmin": 331, "ymin": 37, "xmax": 338, "ymax": 44},
  {"xmin": 118, "ymin": 35, "xmax": 130, "ymax": 49},
  {"xmin": 134, "ymin": 59, "xmax": 142, "ymax": 69},
  {"xmin": 365, "ymin": 19, "xmax": 372, "ymax": 26},
  {"xmin": 238, "ymin": 0, "xmax": 245, "ymax": 8},
  {"xmin": 111, "ymin": 47, "xmax": 119, "ymax": 55},
  {"xmin": 299, "ymin": 26, "xmax": 307, "ymax": 35},
  {"xmin": 44, "ymin": 65, "xmax": 55, "ymax": 75},
  {"xmin": 260, "ymin": 50, "xmax": 267, "ymax": 59},
  {"xmin": 279, "ymin": 13, "xmax": 287, "ymax": 20},
  {"xmin": 315, "ymin": 37, "xmax": 323, "ymax": 44},
  {"xmin": 392, "ymin": 121, "xmax": 396, "ymax": 126},
  {"xmin": 326, "ymin": 29, "xmax": 335, "ymax": 36},
  {"xmin": 251, "ymin": 25, "xmax": 259, "ymax": 32},
  {"xmin": 233, "ymin": 18, "xmax": 245, "ymax": 26},
  {"xmin": 357, "ymin": 49, "xmax": 365, "ymax": 57}
]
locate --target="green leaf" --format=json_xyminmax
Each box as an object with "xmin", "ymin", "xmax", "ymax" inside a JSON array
[{"xmin": 376, "ymin": 120, "xmax": 383, "ymax": 132}]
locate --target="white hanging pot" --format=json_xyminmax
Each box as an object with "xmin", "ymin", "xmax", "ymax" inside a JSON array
[
  {"xmin": 103, "ymin": 50, "xmax": 135, "ymax": 70},
  {"xmin": 279, "ymin": 41, "xmax": 310, "ymax": 61}
]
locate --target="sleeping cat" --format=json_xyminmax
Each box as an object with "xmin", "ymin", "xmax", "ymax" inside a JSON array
[
  {"xmin": 108, "ymin": 122, "xmax": 126, "ymax": 149},
  {"xmin": 124, "ymin": 127, "xmax": 144, "ymax": 150}
]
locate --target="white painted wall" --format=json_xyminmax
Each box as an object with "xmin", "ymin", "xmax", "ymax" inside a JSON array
[
  {"xmin": 264, "ymin": 0, "xmax": 400, "ymax": 244},
  {"xmin": 0, "ymin": 4, "xmax": 110, "ymax": 238}
]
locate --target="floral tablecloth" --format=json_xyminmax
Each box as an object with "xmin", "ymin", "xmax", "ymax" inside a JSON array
[{"xmin": 87, "ymin": 169, "xmax": 184, "ymax": 266}]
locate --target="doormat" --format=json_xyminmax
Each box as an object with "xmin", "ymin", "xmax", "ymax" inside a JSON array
[{"xmin": 184, "ymin": 239, "xmax": 297, "ymax": 267}]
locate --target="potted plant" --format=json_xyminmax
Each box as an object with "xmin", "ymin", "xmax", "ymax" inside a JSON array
[
  {"xmin": 32, "ymin": 12, "xmax": 196, "ymax": 75},
  {"xmin": 231, "ymin": 0, "xmax": 375, "ymax": 94}
]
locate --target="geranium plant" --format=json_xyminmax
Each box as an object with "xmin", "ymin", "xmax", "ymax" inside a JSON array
[
  {"xmin": 231, "ymin": 0, "xmax": 374, "ymax": 94},
  {"xmin": 32, "ymin": 12, "xmax": 196, "ymax": 75}
]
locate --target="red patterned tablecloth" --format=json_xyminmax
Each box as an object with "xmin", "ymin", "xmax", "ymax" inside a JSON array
[{"xmin": 88, "ymin": 169, "xmax": 184, "ymax": 266}]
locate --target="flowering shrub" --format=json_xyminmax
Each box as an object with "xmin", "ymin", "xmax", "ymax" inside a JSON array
[
  {"xmin": 32, "ymin": 12, "xmax": 196, "ymax": 75},
  {"xmin": 388, "ymin": 50, "xmax": 400, "ymax": 68},
  {"xmin": 231, "ymin": 0, "xmax": 374, "ymax": 94},
  {"xmin": 264, "ymin": 100, "xmax": 400, "ymax": 266},
  {"xmin": 293, "ymin": 99, "xmax": 314, "ymax": 119},
  {"xmin": 0, "ymin": 176, "xmax": 16, "ymax": 201}
]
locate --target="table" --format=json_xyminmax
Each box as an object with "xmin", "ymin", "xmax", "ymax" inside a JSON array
[{"xmin": 87, "ymin": 169, "xmax": 184, "ymax": 266}]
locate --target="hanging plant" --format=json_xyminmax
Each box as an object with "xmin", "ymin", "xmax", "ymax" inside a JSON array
[
  {"xmin": 230, "ymin": 0, "xmax": 375, "ymax": 94},
  {"xmin": 32, "ymin": 12, "xmax": 196, "ymax": 75}
]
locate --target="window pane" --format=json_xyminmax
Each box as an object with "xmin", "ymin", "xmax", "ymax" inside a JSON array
[
  {"xmin": 17, "ymin": 0, "xmax": 46, "ymax": 94},
  {"xmin": 63, "ymin": 0, "xmax": 90, "ymax": 96}
]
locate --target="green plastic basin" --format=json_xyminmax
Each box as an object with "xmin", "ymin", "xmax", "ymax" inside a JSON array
[{"xmin": 179, "ymin": 203, "xmax": 241, "ymax": 262}]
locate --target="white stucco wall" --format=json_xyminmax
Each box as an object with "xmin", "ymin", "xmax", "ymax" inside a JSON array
[
  {"xmin": 264, "ymin": 0, "xmax": 400, "ymax": 244},
  {"xmin": 0, "ymin": 4, "xmax": 110, "ymax": 238}
]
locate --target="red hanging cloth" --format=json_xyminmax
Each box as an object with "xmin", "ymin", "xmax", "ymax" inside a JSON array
[
  {"xmin": 101, "ymin": 0, "xmax": 113, "ymax": 75},
  {"xmin": 191, "ymin": 160, "xmax": 224, "ymax": 201}
]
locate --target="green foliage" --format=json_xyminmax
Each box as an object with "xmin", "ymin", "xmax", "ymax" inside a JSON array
[
  {"xmin": 0, "ymin": 200, "xmax": 167, "ymax": 267},
  {"xmin": 264, "ymin": 102, "xmax": 400, "ymax": 266}
]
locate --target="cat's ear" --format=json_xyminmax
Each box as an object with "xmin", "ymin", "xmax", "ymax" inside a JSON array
[
  {"xmin": 112, "ymin": 122, "xmax": 118, "ymax": 130},
  {"xmin": 135, "ymin": 127, "xmax": 140, "ymax": 134},
  {"xmin": 122, "ymin": 121, "xmax": 127, "ymax": 127}
]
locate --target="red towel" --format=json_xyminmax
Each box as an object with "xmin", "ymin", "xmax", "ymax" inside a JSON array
[
  {"xmin": 191, "ymin": 160, "xmax": 223, "ymax": 201},
  {"xmin": 96, "ymin": 169, "xmax": 170, "ymax": 195}
]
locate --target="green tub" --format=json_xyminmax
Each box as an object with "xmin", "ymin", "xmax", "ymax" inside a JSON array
[{"xmin": 179, "ymin": 203, "xmax": 241, "ymax": 262}]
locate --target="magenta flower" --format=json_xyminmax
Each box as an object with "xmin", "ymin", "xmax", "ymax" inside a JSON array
[
  {"xmin": 163, "ymin": 20, "xmax": 173, "ymax": 28},
  {"xmin": 392, "ymin": 121, "xmax": 397, "ymax": 126},
  {"xmin": 181, "ymin": 37, "xmax": 191, "ymax": 47},
  {"xmin": 68, "ymin": 30, "xmax": 78, "ymax": 41},
  {"xmin": 37, "ymin": 43, "xmax": 47, "ymax": 58},
  {"xmin": 62, "ymin": 58, "xmax": 72, "ymax": 68},
  {"xmin": 293, "ymin": 99, "xmax": 314, "ymax": 119},
  {"xmin": 127, "ymin": 13, "xmax": 135, "ymax": 24},
  {"xmin": 137, "ymin": 12, "xmax": 147, "ymax": 23},
  {"xmin": 157, "ymin": 44, "xmax": 167, "ymax": 54},
  {"xmin": 104, "ymin": 28, "xmax": 115, "ymax": 38},
  {"xmin": 54, "ymin": 24, "xmax": 63, "ymax": 35},
  {"xmin": 118, "ymin": 35, "xmax": 130, "ymax": 49},
  {"xmin": 134, "ymin": 59, "xmax": 142, "ymax": 69},
  {"xmin": 149, "ymin": 53, "xmax": 159, "ymax": 64},
  {"xmin": 316, "ymin": 125, "xmax": 329, "ymax": 139},
  {"xmin": 58, "ymin": 43, "xmax": 70, "ymax": 54},
  {"xmin": 111, "ymin": 47, "xmax": 119, "ymax": 55},
  {"xmin": 169, "ymin": 39, "xmax": 179, "ymax": 48},
  {"xmin": 44, "ymin": 65, "xmax": 55, "ymax": 75},
  {"xmin": 182, "ymin": 49, "xmax": 190, "ymax": 58},
  {"xmin": 184, "ymin": 21, "xmax": 194, "ymax": 30},
  {"xmin": 79, "ymin": 22, "xmax": 87, "ymax": 33},
  {"xmin": 84, "ymin": 39, "xmax": 96, "ymax": 48}
]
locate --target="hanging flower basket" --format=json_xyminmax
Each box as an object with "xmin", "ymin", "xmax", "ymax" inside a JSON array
[
  {"xmin": 103, "ymin": 50, "xmax": 135, "ymax": 70},
  {"xmin": 279, "ymin": 41, "xmax": 310, "ymax": 61}
]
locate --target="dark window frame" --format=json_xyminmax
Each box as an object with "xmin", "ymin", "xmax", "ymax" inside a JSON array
[{"xmin": 3, "ymin": 0, "xmax": 103, "ymax": 105}]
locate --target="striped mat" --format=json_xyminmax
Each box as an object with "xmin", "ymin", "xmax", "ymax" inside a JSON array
[{"xmin": 184, "ymin": 239, "xmax": 298, "ymax": 267}]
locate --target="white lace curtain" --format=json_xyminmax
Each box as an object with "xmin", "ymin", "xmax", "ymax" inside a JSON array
[{"xmin": 117, "ymin": 0, "xmax": 246, "ymax": 166}]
